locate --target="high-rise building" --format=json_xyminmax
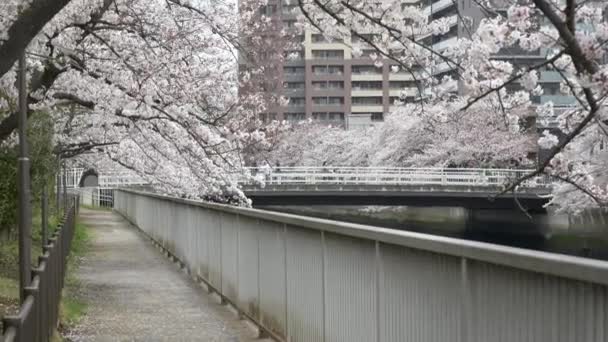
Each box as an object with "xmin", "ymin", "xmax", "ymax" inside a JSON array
[
  {"xmin": 240, "ymin": 1, "xmax": 421, "ymax": 129},
  {"xmin": 241, "ymin": 0, "xmax": 576, "ymax": 131}
]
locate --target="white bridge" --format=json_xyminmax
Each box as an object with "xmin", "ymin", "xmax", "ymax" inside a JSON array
[
  {"xmin": 59, "ymin": 167, "xmax": 147, "ymax": 189},
  {"xmin": 59, "ymin": 166, "xmax": 553, "ymax": 209},
  {"xmin": 245, "ymin": 167, "xmax": 550, "ymax": 189},
  {"xmin": 59, "ymin": 167, "xmax": 147, "ymax": 207},
  {"xmin": 243, "ymin": 167, "xmax": 552, "ymax": 209}
]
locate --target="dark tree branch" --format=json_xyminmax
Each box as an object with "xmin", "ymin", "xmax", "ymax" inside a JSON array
[
  {"xmin": 0, "ymin": 0, "xmax": 72, "ymax": 79},
  {"xmin": 53, "ymin": 92, "xmax": 95, "ymax": 109},
  {"xmin": 57, "ymin": 141, "xmax": 119, "ymax": 159}
]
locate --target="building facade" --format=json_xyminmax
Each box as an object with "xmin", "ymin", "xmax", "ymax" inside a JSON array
[{"xmin": 242, "ymin": 0, "xmax": 576, "ymax": 130}]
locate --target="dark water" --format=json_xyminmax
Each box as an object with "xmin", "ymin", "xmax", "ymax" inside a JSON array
[{"xmin": 258, "ymin": 205, "xmax": 608, "ymax": 261}]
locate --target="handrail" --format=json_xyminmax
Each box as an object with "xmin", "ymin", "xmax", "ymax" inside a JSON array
[
  {"xmin": 116, "ymin": 189, "xmax": 608, "ymax": 286},
  {"xmin": 1, "ymin": 199, "xmax": 79, "ymax": 342},
  {"xmin": 241, "ymin": 166, "xmax": 551, "ymax": 190}
]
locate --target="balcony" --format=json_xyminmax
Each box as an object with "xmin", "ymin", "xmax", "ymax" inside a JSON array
[
  {"xmin": 351, "ymin": 74, "xmax": 384, "ymax": 81},
  {"xmin": 539, "ymin": 71, "xmax": 563, "ymax": 83},
  {"xmin": 351, "ymin": 89, "xmax": 384, "ymax": 97},
  {"xmin": 351, "ymin": 105, "xmax": 384, "ymax": 113},
  {"xmin": 540, "ymin": 95, "xmax": 577, "ymax": 107},
  {"xmin": 432, "ymin": 35, "xmax": 458, "ymax": 52},
  {"xmin": 423, "ymin": 0, "xmax": 456, "ymax": 16}
]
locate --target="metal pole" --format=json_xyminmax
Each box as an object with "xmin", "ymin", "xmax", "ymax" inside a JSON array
[
  {"xmin": 63, "ymin": 164, "xmax": 68, "ymax": 212},
  {"xmin": 56, "ymin": 163, "xmax": 61, "ymax": 215},
  {"xmin": 42, "ymin": 184, "xmax": 48, "ymax": 249},
  {"xmin": 17, "ymin": 52, "xmax": 31, "ymax": 303}
]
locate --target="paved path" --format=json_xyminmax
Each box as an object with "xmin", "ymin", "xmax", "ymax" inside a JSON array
[{"xmin": 66, "ymin": 208, "xmax": 263, "ymax": 342}]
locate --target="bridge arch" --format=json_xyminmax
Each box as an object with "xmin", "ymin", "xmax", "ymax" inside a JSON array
[{"xmin": 79, "ymin": 169, "xmax": 99, "ymax": 187}]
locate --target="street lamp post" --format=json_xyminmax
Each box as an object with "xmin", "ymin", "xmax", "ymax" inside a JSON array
[{"xmin": 17, "ymin": 52, "xmax": 31, "ymax": 303}]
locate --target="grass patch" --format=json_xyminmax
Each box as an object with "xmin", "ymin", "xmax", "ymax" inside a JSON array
[
  {"xmin": 60, "ymin": 297, "xmax": 87, "ymax": 326},
  {"xmin": 56, "ymin": 217, "xmax": 93, "ymax": 339},
  {"xmin": 0, "ymin": 277, "xmax": 19, "ymax": 325},
  {"xmin": 0, "ymin": 208, "xmax": 63, "ymax": 330},
  {"xmin": 0, "ymin": 205, "xmax": 94, "ymax": 339}
]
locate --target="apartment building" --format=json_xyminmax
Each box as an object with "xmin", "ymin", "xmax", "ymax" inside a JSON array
[
  {"xmin": 243, "ymin": 0, "xmax": 576, "ymax": 130},
  {"xmin": 241, "ymin": 0, "xmax": 421, "ymax": 129},
  {"xmin": 426, "ymin": 0, "xmax": 577, "ymax": 127}
]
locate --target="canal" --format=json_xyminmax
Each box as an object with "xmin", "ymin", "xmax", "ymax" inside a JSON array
[{"xmin": 258, "ymin": 205, "xmax": 608, "ymax": 261}]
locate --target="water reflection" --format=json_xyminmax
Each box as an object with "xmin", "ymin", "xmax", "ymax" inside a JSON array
[{"xmin": 258, "ymin": 205, "xmax": 608, "ymax": 261}]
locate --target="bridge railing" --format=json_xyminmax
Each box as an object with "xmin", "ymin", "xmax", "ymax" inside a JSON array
[
  {"xmin": 69, "ymin": 187, "xmax": 115, "ymax": 208},
  {"xmin": 115, "ymin": 189, "xmax": 608, "ymax": 342},
  {"xmin": 243, "ymin": 167, "xmax": 551, "ymax": 189},
  {"xmin": 58, "ymin": 168, "xmax": 146, "ymax": 189},
  {"xmin": 2, "ymin": 199, "xmax": 79, "ymax": 342}
]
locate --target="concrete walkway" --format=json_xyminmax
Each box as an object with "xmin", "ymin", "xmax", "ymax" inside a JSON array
[{"xmin": 66, "ymin": 208, "xmax": 263, "ymax": 342}]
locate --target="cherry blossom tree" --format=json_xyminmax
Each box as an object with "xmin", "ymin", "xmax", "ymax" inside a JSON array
[
  {"xmin": 0, "ymin": 0, "xmax": 276, "ymax": 204},
  {"xmin": 272, "ymin": 0, "xmax": 608, "ymax": 213}
]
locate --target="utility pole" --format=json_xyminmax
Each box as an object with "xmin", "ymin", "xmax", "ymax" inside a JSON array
[{"xmin": 17, "ymin": 52, "xmax": 31, "ymax": 303}]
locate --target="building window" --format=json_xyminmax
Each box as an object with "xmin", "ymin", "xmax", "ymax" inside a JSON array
[
  {"xmin": 329, "ymin": 112, "xmax": 345, "ymax": 121},
  {"xmin": 283, "ymin": 82, "xmax": 305, "ymax": 90},
  {"xmin": 328, "ymin": 81, "xmax": 344, "ymax": 89},
  {"xmin": 284, "ymin": 66, "xmax": 305, "ymax": 75},
  {"xmin": 285, "ymin": 112, "xmax": 306, "ymax": 121},
  {"xmin": 313, "ymin": 97, "xmax": 344, "ymax": 105},
  {"xmin": 288, "ymin": 97, "xmax": 305, "ymax": 106},
  {"xmin": 544, "ymin": 83, "xmax": 560, "ymax": 95},
  {"xmin": 260, "ymin": 112, "xmax": 277, "ymax": 123},
  {"xmin": 313, "ymin": 112, "xmax": 345, "ymax": 121},
  {"xmin": 352, "ymin": 81, "xmax": 383, "ymax": 90},
  {"xmin": 312, "ymin": 112, "xmax": 328, "ymax": 120},
  {"xmin": 312, "ymin": 50, "xmax": 344, "ymax": 59},
  {"xmin": 311, "ymin": 34, "xmax": 327, "ymax": 43},
  {"xmin": 313, "ymin": 65, "xmax": 344, "ymax": 75},
  {"xmin": 352, "ymin": 65, "xmax": 383, "ymax": 75},
  {"xmin": 259, "ymin": 4, "xmax": 277, "ymax": 16},
  {"xmin": 283, "ymin": 19, "xmax": 297, "ymax": 28},
  {"xmin": 312, "ymin": 81, "xmax": 344, "ymax": 90},
  {"xmin": 352, "ymin": 97, "xmax": 383, "ymax": 105},
  {"xmin": 371, "ymin": 113, "xmax": 384, "ymax": 121}
]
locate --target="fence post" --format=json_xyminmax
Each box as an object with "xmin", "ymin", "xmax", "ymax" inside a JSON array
[
  {"xmin": 17, "ymin": 52, "xmax": 32, "ymax": 304},
  {"xmin": 63, "ymin": 164, "xmax": 68, "ymax": 212},
  {"xmin": 55, "ymin": 170, "xmax": 61, "ymax": 216},
  {"xmin": 42, "ymin": 185, "xmax": 49, "ymax": 249}
]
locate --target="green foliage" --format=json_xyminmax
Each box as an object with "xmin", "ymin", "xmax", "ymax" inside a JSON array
[
  {"xmin": 58, "ymin": 218, "xmax": 92, "ymax": 336},
  {"xmin": 69, "ymin": 220, "xmax": 92, "ymax": 261},
  {"xmin": 60, "ymin": 297, "xmax": 87, "ymax": 327},
  {"xmin": 0, "ymin": 111, "xmax": 58, "ymax": 235}
]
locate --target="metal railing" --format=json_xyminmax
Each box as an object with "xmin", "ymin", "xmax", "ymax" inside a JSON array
[
  {"xmin": 115, "ymin": 189, "xmax": 608, "ymax": 342},
  {"xmin": 1, "ymin": 199, "xmax": 79, "ymax": 342},
  {"xmin": 57, "ymin": 168, "xmax": 146, "ymax": 189},
  {"xmin": 70, "ymin": 187, "xmax": 114, "ymax": 208},
  {"xmin": 243, "ymin": 167, "xmax": 551, "ymax": 190}
]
